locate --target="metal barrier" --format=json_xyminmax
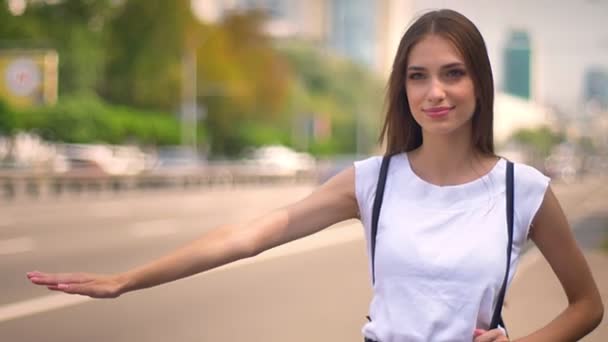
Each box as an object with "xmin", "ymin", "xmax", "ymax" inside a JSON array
[{"xmin": 0, "ymin": 165, "xmax": 319, "ymax": 202}]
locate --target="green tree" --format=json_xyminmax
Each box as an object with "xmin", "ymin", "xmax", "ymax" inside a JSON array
[
  {"xmin": 195, "ymin": 11, "xmax": 292, "ymax": 155},
  {"xmin": 511, "ymin": 126, "xmax": 565, "ymax": 158},
  {"xmin": 279, "ymin": 42, "xmax": 384, "ymax": 155},
  {"xmin": 101, "ymin": 0, "xmax": 193, "ymax": 110}
]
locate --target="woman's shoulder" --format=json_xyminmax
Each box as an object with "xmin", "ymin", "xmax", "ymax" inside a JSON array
[
  {"xmin": 352, "ymin": 155, "xmax": 387, "ymax": 202},
  {"xmin": 353, "ymin": 155, "xmax": 384, "ymax": 175},
  {"xmin": 510, "ymin": 160, "xmax": 550, "ymax": 185},
  {"xmin": 508, "ymin": 160, "xmax": 551, "ymax": 209}
]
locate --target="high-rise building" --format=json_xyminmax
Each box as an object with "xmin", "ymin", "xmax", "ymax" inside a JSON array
[
  {"xmin": 328, "ymin": 0, "xmax": 376, "ymax": 68},
  {"xmin": 584, "ymin": 67, "xmax": 608, "ymax": 110},
  {"xmin": 503, "ymin": 30, "xmax": 532, "ymax": 100}
]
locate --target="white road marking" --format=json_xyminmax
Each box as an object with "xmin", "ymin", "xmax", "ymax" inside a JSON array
[
  {"xmin": 128, "ymin": 220, "xmax": 179, "ymax": 237},
  {"xmin": 0, "ymin": 237, "xmax": 35, "ymax": 255},
  {"xmin": 0, "ymin": 293, "xmax": 92, "ymax": 323},
  {"xmin": 0, "ymin": 221, "xmax": 364, "ymax": 323}
]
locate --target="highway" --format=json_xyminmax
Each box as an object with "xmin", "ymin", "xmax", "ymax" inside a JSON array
[{"xmin": 1, "ymin": 178, "xmax": 607, "ymax": 341}]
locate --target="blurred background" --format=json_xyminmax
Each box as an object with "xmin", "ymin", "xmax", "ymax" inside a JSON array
[{"xmin": 0, "ymin": 1, "xmax": 607, "ymax": 341}]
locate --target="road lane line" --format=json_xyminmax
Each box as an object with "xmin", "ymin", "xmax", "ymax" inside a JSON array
[
  {"xmin": 0, "ymin": 294, "xmax": 92, "ymax": 323},
  {"xmin": 0, "ymin": 237, "xmax": 35, "ymax": 255},
  {"xmin": 128, "ymin": 220, "xmax": 179, "ymax": 237},
  {"xmin": 1, "ymin": 221, "xmax": 364, "ymax": 322}
]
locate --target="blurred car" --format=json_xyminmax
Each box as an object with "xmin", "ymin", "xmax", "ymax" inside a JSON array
[
  {"xmin": 149, "ymin": 146, "xmax": 207, "ymax": 175},
  {"xmin": 58, "ymin": 143, "xmax": 147, "ymax": 176},
  {"xmin": 244, "ymin": 145, "xmax": 316, "ymax": 177}
]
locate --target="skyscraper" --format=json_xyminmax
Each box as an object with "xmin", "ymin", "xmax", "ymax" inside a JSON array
[
  {"xmin": 328, "ymin": 0, "xmax": 376, "ymax": 68},
  {"xmin": 584, "ymin": 67, "xmax": 608, "ymax": 110},
  {"xmin": 503, "ymin": 30, "xmax": 532, "ymax": 100}
]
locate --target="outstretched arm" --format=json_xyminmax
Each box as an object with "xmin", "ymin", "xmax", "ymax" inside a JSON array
[{"xmin": 27, "ymin": 167, "xmax": 358, "ymax": 298}]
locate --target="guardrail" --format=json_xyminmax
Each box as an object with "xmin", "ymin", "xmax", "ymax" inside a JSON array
[{"xmin": 0, "ymin": 165, "xmax": 321, "ymax": 202}]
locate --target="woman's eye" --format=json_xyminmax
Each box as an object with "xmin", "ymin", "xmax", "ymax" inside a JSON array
[
  {"xmin": 446, "ymin": 69, "xmax": 466, "ymax": 78},
  {"xmin": 408, "ymin": 73, "xmax": 425, "ymax": 80}
]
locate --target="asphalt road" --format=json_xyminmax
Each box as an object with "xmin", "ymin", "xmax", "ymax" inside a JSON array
[{"xmin": 1, "ymin": 178, "xmax": 606, "ymax": 342}]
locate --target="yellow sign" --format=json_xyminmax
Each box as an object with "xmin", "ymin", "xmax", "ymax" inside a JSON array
[{"xmin": 0, "ymin": 50, "xmax": 58, "ymax": 107}]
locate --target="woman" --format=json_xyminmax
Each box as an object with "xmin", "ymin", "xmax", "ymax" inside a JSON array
[{"xmin": 28, "ymin": 9, "xmax": 602, "ymax": 342}]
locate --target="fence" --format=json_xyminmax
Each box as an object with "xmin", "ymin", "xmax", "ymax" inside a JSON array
[{"xmin": 0, "ymin": 164, "xmax": 322, "ymax": 202}]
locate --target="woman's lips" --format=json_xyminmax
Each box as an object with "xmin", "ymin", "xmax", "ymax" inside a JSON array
[{"xmin": 423, "ymin": 106, "xmax": 454, "ymax": 118}]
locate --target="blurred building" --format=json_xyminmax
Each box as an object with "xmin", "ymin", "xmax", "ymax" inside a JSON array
[
  {"xmin": 583, "ymin": 67, "xmax": 608, "ymax": 110},
  {"xmin": 191, "ymin": 0, "xmax": 414, "ymax": 77},
  {"xmin": 493, "ymin": 92, "xmax": 555, "ymax": 145},
  {"xmin": 503, "ymin": 30, "xmax": 532, "ymax": 100}
]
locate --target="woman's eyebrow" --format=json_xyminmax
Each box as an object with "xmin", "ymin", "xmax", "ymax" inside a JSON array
[
  {"xmin": 441, "ymin": 62, "xmax": 465, "ymax": 69},
  {"xmin": 407, "ymin": 62, "xmax": 465, "ymax": 71}
]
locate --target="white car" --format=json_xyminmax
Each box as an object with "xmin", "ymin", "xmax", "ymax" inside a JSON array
[{"xmin": 245, "ymin": 145, "xmax": 316, "ymax": 177}]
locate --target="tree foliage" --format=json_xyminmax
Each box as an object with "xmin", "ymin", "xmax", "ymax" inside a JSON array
[
  {"xmin": 0, "ymin": 1, "xmax": 385, "ymax": 156},
  {"xmin": 511, "ymin": 126, "xmax": 565, "ymax": 158}
]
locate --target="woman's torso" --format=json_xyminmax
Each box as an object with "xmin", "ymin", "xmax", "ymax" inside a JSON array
[{"xmin": 354, "ymin": 153, "xmax": 549, "ymax": 342}]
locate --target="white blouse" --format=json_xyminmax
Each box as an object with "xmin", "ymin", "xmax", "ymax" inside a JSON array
[{"xmin": 354, "ymin": 153, "xmax": 550, "ymax": 342}]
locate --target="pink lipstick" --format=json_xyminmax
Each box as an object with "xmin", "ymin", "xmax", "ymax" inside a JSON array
[{"xmin": 423, "ymin": 106, "xmax": 453, "ymax": 118}]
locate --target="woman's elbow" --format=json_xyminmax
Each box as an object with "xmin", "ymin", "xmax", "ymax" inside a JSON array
[
  {"xmin": 227, "ymin": 225, "xmax": 264, "ymax": 259},
  {"xmin": 592, "ymin": 298, "xmax": 604, "ymax": 328},
  {"xmin": 580, "ymin": 292, "xmax": 605, "ymax": 332}
]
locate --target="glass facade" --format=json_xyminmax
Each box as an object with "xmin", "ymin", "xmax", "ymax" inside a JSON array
[
  {"xmin": 329, "ymin": 0, "xmax": 376, "ymax": 68},
  {"xmin": 503, "ymin": 30, "xmax": 531, "ymax": 99}
]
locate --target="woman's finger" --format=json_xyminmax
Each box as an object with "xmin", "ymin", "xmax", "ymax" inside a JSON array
[
  {"xmin": 473, "ymin": 328, "xmax": 508, "ymax": 342},
  {"xmin": 27, "ymin": 272, "xmax": 91, "ymax": 285}
]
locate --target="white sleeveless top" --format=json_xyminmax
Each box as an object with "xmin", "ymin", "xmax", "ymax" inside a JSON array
[{"xmin": 354, "ymin": 153, "xmax": 550, "ymax": 342}]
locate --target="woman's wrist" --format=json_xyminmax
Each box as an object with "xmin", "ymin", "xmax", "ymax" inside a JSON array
[{"xmin": 113, "ymin": 272, "xmax": 134, "ymax": 296}]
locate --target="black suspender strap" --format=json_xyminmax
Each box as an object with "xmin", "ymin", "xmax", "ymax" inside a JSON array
[
  {"xmin": 370, "ymin": 155, "xmax": 392, "ymax": 284},
  {"xmin": 490, "ymin": 160, "xmax": 514, "ymax": 332}
]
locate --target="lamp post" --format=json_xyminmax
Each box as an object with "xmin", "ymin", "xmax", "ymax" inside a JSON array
[{"xmin": 180, "ymin": 46, "xmax": 198, "ymax": 154}]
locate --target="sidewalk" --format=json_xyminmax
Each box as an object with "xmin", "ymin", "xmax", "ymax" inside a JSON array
[{"xmin": 503, "ymin": 176, "xmax": 608, "ymax": 341}]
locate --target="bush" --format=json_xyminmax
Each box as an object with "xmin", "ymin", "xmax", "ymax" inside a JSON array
[
  {"xmin": 0, "ymin": 100, "xmax": 17, "ymax": 135},
  {"xmin": 3, "ymin": 94, "xmax": 185, "ymax": 146}
]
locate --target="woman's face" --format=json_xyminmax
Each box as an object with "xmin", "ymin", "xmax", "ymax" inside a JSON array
[{"xmin": 405, "ymin": 34, "xmax": 477, "ymax": 137}]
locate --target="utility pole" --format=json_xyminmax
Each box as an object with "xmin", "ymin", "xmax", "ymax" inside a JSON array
[{"xmin": 181, "ymin": 46, "xmax": 198, "ymax": 154}]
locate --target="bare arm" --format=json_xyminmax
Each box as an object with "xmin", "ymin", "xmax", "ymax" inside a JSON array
[
  {"xmin": 515, "ymin": 186, "xmax": 604, "ymax": 341},
  {"xmin": 28, "ymin": 167, "xmax": 358, "ymax": 298}
]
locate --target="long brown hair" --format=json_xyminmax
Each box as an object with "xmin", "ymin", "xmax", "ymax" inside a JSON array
[{"xmin": 380, "ymin": 9, "xmax": 495, "ymax": 155}]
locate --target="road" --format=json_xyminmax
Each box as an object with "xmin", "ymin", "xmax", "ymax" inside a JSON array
[{"xmin": 1, "ymin": 178, "xmax": 607, "ymax": 341}]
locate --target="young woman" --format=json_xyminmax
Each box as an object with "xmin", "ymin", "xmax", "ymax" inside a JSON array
[{"xmin": 27, "ymin": 9, "xmax": 602, "ymax": 342}]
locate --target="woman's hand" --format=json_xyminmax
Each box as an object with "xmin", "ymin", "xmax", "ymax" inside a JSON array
[
  {"xmin": 26, "ymin": 271, "xmax": 126, "ymax": 298},
  {"xmin": 473, "ymin": 328, "xmax": 509, "ymax": 342}
]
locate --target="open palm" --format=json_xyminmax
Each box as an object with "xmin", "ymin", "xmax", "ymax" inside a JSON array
[{"xmin": 27, "ymin": 271, "xmax": 124, "ymax": 298}]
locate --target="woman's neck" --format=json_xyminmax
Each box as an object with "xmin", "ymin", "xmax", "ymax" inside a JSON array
[{"xmin": 408, "ymin": 128, "xmax": 492, "ymax": 186}]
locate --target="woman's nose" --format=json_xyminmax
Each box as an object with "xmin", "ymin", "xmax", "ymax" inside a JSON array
[{"xmin": 426, "ymin": 78, "xmax": 446, "ymax": 102}]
